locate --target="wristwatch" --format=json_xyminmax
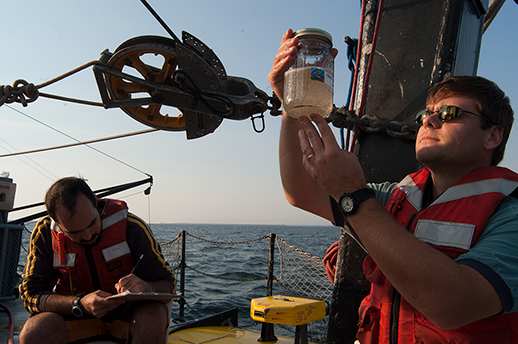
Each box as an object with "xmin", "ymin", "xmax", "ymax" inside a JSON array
[
  {"xmin": 339, "ymin": 188, "xmax": 375, "ymax": 215},
  {"xmin": 72, "ymin": 295, "xmax": 84, "ymax": 317}
]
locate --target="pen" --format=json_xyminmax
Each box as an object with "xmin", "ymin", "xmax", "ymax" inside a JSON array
[{"xmin": 130, "ymin": 254, "xmax": 144, "ymax": 274}]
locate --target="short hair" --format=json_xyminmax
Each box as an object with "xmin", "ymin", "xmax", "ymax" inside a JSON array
[
  {"xmin": 45, "ymin": 177, "xmax": 97, "ymax": 222},
  {"xmin": 426, "ymin": 76, "xmax": 514, "ymax": 165}
]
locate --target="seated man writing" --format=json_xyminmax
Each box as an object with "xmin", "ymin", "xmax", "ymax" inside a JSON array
[{"xmin": 19, "ymin": 177, "xmax": 176, "ymax": 344}]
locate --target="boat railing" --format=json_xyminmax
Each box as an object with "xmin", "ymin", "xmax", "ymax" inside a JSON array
[
  {"xmin": 0, "ymin": 224, "xmax": 24, "ymax": 301},
  {"xmin": 160, "ymin": 229, "xmax": 334, "ymax": 343}
]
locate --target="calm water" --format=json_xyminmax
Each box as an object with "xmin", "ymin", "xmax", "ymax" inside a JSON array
[
  {"xmin": 151, "ymin": 223, "xmax": 339, "ymax": 326},
  {"xmin": 18, "ymin": 222, "xmax": 340, "ymax": 334}
]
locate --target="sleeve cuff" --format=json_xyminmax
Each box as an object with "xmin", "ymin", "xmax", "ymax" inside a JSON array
[{"xmin": 456, "ymin": 258, "xmax": 514, "ymax": 313}]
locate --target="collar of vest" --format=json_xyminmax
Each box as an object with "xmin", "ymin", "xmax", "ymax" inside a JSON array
[
  {"xmin": 399, "ymin": 166, "xmax": 518, "ymax": 213},
  {"xmin": 50, "ymin": 199, "xmax": 128, "ymax": 234}
]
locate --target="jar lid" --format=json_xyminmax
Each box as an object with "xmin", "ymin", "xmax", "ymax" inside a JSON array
[{"xmin": 293, "ymin": 28, "xmax": 332, "ymax": 46}]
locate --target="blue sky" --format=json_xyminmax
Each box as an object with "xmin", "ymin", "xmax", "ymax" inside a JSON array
[{"xmin": 1, "ymin": 0, "xmax": 517, "ymax": 226}]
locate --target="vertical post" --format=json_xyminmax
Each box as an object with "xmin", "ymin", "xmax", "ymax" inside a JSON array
[
  {"xmin": 294, "ymin": 324, "xmax": 309, "ymax": 344},
  {"xmin": 266, "ymin": 233, "xmax": 275, "ymax": 296},
  {"xmin": 0, "ymin": 226, "xmax": 9, "ymax": 294},
  {"xmin": 178, "ymin": 230, "xmax": 186, "ymax": 320},
  {"xmin": 259, "ymin": 233, "xmax": 277, "ymax": 342},
  {"xmin": 326, "ymin": 228, "xmax": 370, "ymax": 343}
]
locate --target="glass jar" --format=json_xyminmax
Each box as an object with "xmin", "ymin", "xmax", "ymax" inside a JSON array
[{"xmin": 283, "ymin": 28, "xmax": 334, "ymax": 119}]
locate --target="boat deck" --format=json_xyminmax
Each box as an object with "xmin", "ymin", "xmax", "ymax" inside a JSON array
[
  {"xmin": 0, "ymin": 298, "xmax": 316, "ymax": 344},
  {"xmin": 0, "ymin": 297, "xmax": 29, "ymax": 344}
]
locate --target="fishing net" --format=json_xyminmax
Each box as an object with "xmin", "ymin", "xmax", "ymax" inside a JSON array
[{"xmin": 274, "ymin": 236, "xmax": 333, "ymax": 301}]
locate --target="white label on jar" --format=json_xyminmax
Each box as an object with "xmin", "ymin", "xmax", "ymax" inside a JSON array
[{"xmin": 310, "ymin": 68, "xmax": 334, "ymax": 89}]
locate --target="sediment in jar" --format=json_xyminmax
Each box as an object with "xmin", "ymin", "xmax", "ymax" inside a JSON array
[{"xmin": 283, "ymin": 66, "xmax": 334, "ymax": 118}]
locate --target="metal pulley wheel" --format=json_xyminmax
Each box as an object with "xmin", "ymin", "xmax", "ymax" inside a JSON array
[{"xmin": 105, "ymin": 36, "xmax": 186, "ymax": 131}]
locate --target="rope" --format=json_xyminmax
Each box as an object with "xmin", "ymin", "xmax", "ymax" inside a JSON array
[
  {"xmin": 185, "ymin": 231, "xmax": 270, "ymax": 245},
  {"xmin": 2, "ymin": 104, "xmax": 151, "ymax": 177},
  {"xmin": 186, "ymin": 265, "xmax": 267, "ymax": 282},
  {"xmin": 0, "ymin": 128, "xmax": 158, "ymax": 158},
  {"xmin": 193, "ymin": 328, "xmax": 245, "ymax": 344},
  {"xmin": 161, "ymin": 232, "xmax": 182, "ymax": 246},
  {"xmin": 276, "ymin": 236, "xmax": 322, "ymax": 260},
  {"xmin": 0, "ymin": 60, "xmax": 104, "ymax": 108},
  {"xmin": 0, "ymin": 302, "xmax": 15, "ymax": 344},
  {"xmin": 341, "ymin": 36, "xmax": 358, "ymax": 149},
  {"xmin": 0, "ymin": 137, "xmax": 59, "ymax": 181},
  {"xmin": 484, "ymin": 0, "xmax": 506, "ymax": 33},
  {"xmin": 172, "ymin": 70, "xmax": 235, "ymax": 118},
  {"xmin": 0, "ymin": 80, "xmax": 39, "ymax": 107}
]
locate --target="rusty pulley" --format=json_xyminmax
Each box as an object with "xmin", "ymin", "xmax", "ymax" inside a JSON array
[{"xmin": 93, "ymin": 32, "xmax": 280, "ymax": 139}]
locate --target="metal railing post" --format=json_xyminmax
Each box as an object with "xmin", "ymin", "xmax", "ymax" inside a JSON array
[
  {"xmin": 266, "ymin": 233, "xmax": 275, "ymax": 296},
  {"xmin": 259, "ymin": 233, "xmax": 277, "ymax": 342},
  {"xmin": 178, "ymin": 230, "xmax": 186, "ymax": 320}
]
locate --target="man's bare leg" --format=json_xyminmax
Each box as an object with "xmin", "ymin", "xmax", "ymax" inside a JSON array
[
  {"xmin": 129, "ymin": 302, "xmax": 170, "ymax": 344},
  {"xmin": 19, "ymin": 312, "xmax": 68, "ymax": 344}
]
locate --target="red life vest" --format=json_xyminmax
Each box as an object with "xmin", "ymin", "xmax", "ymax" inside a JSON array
[
  {"xmin": 357, "ymin": 166, "xmax": 518, "ymax": 344},
  {"xmin": 51, "ymin": 199, "xmax": 134, "ymax": 296}
]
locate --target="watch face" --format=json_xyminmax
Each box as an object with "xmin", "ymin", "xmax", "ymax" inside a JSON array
[
  {"xmin": 341, "ymin": 196, "xmax": 355, "ymax": 213},
  {"xmin": 72, "ymin": 296, "xmax": 83, "ymax": 317},
  {"xmin": 72, "ymin": 306, "xmax": 83, "ymax": 317}
]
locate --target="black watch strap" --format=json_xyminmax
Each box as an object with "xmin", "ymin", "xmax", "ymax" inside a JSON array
[
  {"xmin": 353, "ymin": 188, "xmax": 375, "ymax": 203},
  {"xmin": 339, "ymin": 187, "xmax": 375, "ymax": 215}
]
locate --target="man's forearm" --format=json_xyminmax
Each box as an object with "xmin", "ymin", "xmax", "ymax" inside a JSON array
[
  {"xmin": 346, "ymin": 198, "xmax": 503, "ymax": 329},
  {"xmin": 279, "ymin": 114, "xmax": 334, "ymax": 221},
  {"xmin": 43, "ymin": 294, "xmax": 76, "ymax": 315}
]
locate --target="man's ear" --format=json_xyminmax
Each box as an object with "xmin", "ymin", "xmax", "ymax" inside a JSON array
[{"xmin": 485, "ymin": 125, "xmax": 504, "ymax": 150}]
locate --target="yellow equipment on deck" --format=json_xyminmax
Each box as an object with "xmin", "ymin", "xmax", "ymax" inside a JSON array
[
  {"xmin": 250, "ymin": 295, "xmax": 326, "ymax": 344},
  {"xmin": 250, "ymin": 295, "xmax": 326, "ymax": 326}
]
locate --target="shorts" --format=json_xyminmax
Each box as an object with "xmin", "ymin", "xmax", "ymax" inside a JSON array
[{"xmin": 63, "ymin": 301, "xmax": 168, "ymax": 344}]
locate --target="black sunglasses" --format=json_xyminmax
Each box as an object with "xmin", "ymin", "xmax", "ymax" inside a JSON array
[{"xmin": 415, "ymin": 105, "xmax": 491, "ymax": 125}]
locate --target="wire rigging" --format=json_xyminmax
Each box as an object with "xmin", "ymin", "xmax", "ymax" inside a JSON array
[
  {"xmin": 0, "ymin": 128, "xmax": 159, "ymax": 158},
  {"xmin": 0, "ymin": 138, "xmax": 59, "ymax": 181},
  {"xmin": 3, "ymin": 104, "xmax": 152, "ymax": 177}
]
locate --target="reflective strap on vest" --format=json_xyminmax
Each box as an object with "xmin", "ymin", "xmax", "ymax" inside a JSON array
[
  {"xmin": 102, "ymin": 241, "xmax": 131, "ymax": 262},
  {"xmin": 53, "ymin": 253, "xmax": 76, "ymax": 268},
  {"xmin": 434, "ymin": 178, "xmax": 518, "ymax": 206},
  {"xmin": 102, "ymin": 209, "xmax": 128, "ymax": 230},
  {"xmin": 414, "ymin": 219, "xmax": 475, "ymax": 250}
]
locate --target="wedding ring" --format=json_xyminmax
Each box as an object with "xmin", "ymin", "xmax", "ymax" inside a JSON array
[{"xmin": 307, "ymin": 153, "xmax": 315, "ymax": 161}]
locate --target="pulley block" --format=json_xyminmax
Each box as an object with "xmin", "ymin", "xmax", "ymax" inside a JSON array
[{"xmin": 95, "ymin": 32, "xmax": 273, "ymax": 139}]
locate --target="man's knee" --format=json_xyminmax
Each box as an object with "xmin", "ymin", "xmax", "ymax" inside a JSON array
[
  {"xmin": 130, "ymin": 302, "xmax": 170, "ymax": 341},
  {"xmin": 132, "ymin": 302, "xmax": 169, "ymax": 325},
  {"xmin": 19, "ymin": 312, "xmax": 67, "ymax": 344}
]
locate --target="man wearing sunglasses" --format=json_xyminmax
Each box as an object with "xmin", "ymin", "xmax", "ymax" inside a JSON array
[{"xmin": 269, "ymin": 28, "xmax": 518, "ymax": 343}]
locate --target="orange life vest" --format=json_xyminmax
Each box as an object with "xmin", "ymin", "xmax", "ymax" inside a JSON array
[
  {"xmin": 358, "ymin": 166, "xmax": 518, "ymax": 344},
  {"xmin": 51, "ymin": 199, "xmax": 134, "ymax": 296}
]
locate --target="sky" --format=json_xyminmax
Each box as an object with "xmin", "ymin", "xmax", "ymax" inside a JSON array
[{"xmin": 1, "ymin": 0, "xmax": 517, "ymax": 226}]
